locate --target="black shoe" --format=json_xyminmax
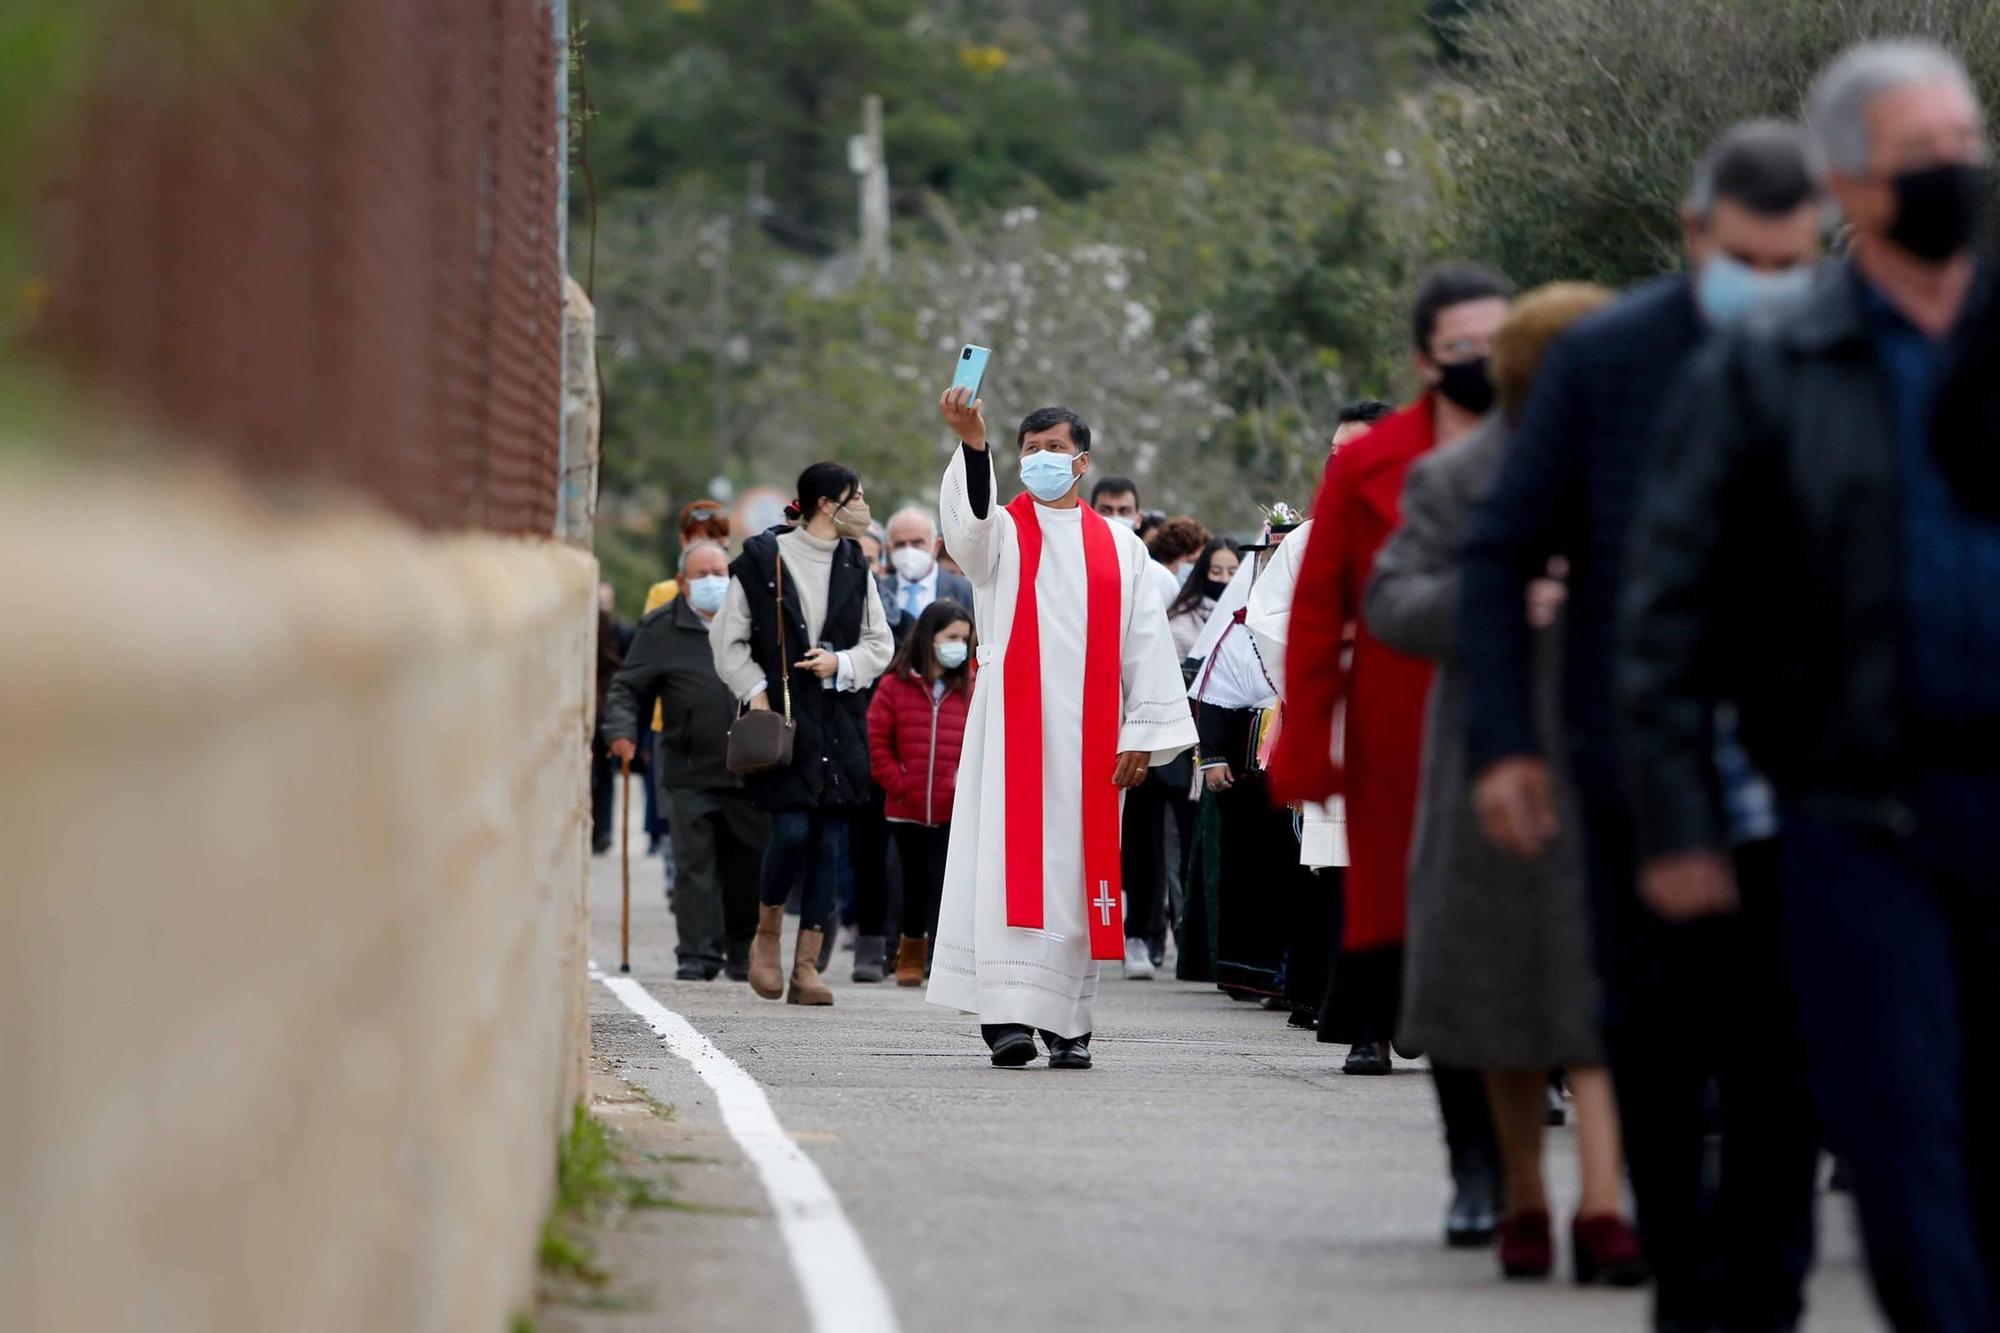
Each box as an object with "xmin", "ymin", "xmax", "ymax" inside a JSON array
[
  {"xmin": 1287, "ymin": 1008, "xmax": 1317, "ymax": 1030},
  {"xmin": 675, "ymin": 960, "xmax": 721, "ymax": 981},
  {"xmin": 1039, "ymin": 1030, "xmax": 1093, "ymax": 1070},
  {"xmin": 1343, "ymin": 1041, "xmax": 1392, "ymax": 1075},
  {"xmin": 1445, "ymin": 1166, "xmax": 1500, "ymax": 1248},
  {"xmin": 983, "ymin": 1024, "xmax": 1039, "ymax": 1068}
]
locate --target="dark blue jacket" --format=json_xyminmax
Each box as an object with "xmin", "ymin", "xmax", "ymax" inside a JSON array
[
  {"xmin": 1458, "ymin": 274, "xmax": 1704, "ymax": 791},
  {"xmin": 1622, "ymin": 263, "xmax": 2000, "ymax": 857}
]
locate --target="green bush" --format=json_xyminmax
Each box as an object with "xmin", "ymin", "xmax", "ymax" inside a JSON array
[{"xmin": 1438, "ymin": 0, "xmax": 2000, "ymax": 286}]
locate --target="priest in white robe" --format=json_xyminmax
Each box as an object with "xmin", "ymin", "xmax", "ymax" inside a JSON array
[{"xmin": 926, "ymin": 387, "xmax": 1197, "ymax": 1069}]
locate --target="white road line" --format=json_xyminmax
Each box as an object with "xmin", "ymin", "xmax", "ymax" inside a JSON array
[{"xmin": 592, "ymin": 964, "xmax": 901, "ymax": 1333}]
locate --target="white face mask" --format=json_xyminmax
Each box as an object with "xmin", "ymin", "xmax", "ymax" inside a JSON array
[
  {"xmin": 1175, "ymin": 562, "xmax": 1195, "ymax": 586},
  {"xmin": 1018, "ymin": 449, "xmax": 1081, "ymax": 502},
  {"xmin": 934, "ymin": 640, "xmax": 969, "ymax": 670},
  {"xmin": 1103, "ymin": 512, "xmax": 1139, "ymax": 531},
  {"xmin": 890, "ymin": 545, "xmax": 935, "ymax": 583},
  {"xmin": 686, "ymin": 574, "xmax": 730, "ymax": 615}
]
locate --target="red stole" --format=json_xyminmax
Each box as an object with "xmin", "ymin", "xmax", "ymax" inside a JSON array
[{"xmin": 1002, "ymin": 493, "xmax": 1126, "ymax": 961}]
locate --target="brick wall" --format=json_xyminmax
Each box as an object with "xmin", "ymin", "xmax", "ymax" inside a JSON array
[{"xmin": 44, "ymin": 0, "xmax": 565, "ymax": 534}]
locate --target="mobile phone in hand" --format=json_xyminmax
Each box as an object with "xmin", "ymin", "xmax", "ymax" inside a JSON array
[{"xmin": 950, "ymin": 344, "xmax": 991, "ymax": 403}]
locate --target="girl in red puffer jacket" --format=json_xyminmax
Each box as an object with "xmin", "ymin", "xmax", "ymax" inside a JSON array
[{"xmin": 867, "ymin": 599, "xmax": 975, "ymax": 986}]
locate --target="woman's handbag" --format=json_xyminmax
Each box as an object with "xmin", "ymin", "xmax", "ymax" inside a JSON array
[{"xmin": 725, "ymin": 551, "xmax": 797, "ymax": 774}]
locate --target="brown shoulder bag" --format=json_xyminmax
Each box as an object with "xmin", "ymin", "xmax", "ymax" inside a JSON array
[{"xmin": 725, "ymin": 550, "xmax": 798, "ymax": 774}]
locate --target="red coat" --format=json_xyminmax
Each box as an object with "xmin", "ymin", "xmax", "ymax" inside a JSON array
[
  {"xmin": 1266, "ymin": 395, "xmax": 1440, "ymax": 952},
  {"xmin": 867, "ymin": 669, "xmax": 972, "ymax": 826}
]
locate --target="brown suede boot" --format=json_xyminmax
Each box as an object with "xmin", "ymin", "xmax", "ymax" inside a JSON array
[
  {"xmin": 894, "ymin": 936, "xmax": 927, "ymax": 987},
  {"xmin": 748, "ymin": 904, "xmax": 785, "ymax": 1000},
  {"xmin": 787, "ymin": 927, "xmax": 834, "ymax": 1006}
]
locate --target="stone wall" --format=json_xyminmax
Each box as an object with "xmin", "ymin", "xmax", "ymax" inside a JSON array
[{"xmin": 0, "ymin": 463, "xmax": 595, "ymax": 1332}]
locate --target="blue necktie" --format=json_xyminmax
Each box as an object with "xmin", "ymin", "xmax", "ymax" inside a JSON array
[{"xmin": 902, "ymin": 582, "xmax": 923, "ymax": 620}]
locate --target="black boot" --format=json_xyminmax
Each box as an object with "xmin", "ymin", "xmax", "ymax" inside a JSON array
[
  {"xmin": 1439, "ymin": 1061, "xmax": 1501, "ymax": 1247},
  {"xmin": 1039, "ymin": 1030, "xmax": 1093, "ymax": 1070},
  {"xmin": 982, "ymin": 1023, "xmax": 1038, "ymax": 1067},
  {"xmin": 1445, "ymin": 1153, "xmax": 1501, "ymax": 1248}
]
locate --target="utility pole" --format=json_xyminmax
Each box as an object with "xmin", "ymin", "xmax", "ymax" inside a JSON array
[
  {"xmin": 707, "ymin": 213, "xmax": 732, "ymax": 493},
  {"xmin": 850, "ymin": 93, "xmax": 890, "ymax": 276}
]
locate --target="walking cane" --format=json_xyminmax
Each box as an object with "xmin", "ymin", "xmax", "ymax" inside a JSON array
[{"xmin": 619, "ymin": 756, "xmax": 632, "ymax": 974}]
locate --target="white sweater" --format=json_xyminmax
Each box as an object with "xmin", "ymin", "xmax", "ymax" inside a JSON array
[{"xmin": 709, "ymin": 526, "xmax": 892, "ymax": 704}]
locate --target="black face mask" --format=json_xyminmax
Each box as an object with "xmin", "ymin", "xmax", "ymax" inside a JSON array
[
  {"xmin": 1435, "ymin": 356, "xmax": 1496, "ymax": 414},
  {"xmin": 1202, "ymin": 577, "xmax": 1230, "ymax": 601},
  {"xmin": 1889, "ymin": 163, "xmax": 1989, "ymax": 263}
]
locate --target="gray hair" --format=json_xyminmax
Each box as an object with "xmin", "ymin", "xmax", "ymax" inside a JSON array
[
  {"xmin": 678, "ymin": 539, "xmax": 728, "ymax": 574},
  {"xmin": 1808, "ymin": 40, "xmax": 1980, "ymax": 175},
  {"xmin": 885, "ymin": 505, "xmax": 938, "ymax": 538}
]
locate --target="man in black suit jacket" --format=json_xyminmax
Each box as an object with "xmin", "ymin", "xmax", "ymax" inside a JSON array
[
  {"xmin": 1455, "ymin": 123, "xmax": 1827, "ymax": 1331},
  {"xmin": 883, "ymin": 505, "xmax": 975, "ymax": 643}
]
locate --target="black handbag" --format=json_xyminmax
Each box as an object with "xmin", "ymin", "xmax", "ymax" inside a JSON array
[{"xmin": 725, "ymin": 550, "xmax": 798, "ymax": 774}]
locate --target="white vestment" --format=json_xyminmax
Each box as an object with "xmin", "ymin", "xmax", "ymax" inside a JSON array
[
  {"xmin": 927, "ymin": 448, "xmax": 1197, "ymax": 1037},
  {"xmin": 1244, "ymin": 520, "xmax": 1348, "ymax": 868}
]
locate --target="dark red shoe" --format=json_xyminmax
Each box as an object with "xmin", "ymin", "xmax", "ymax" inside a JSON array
[
  {"xmin": 1497, "ymin": 1210, "xmax": 1553, "ymax": 1279},
  {"xmin": 1571, "ymin": 1213, "xmax": 1650, "ymax": 1287}
]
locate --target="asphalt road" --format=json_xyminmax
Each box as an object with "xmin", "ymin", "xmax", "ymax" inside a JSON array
[{"xmin": 580, "ymin": 797, "xmax": 1880, "ymax": 1333}]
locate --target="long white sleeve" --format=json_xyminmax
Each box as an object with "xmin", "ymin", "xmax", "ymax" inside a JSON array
[
  {"xmin": 941, "ymin": 445, "xmax": 1005, "ymax": 587},
  {"xmin": 1117, "ymin": 540, "xmax": 1200, "ymax": 764},
  {"xmin": 1246, "ymin": 521, "xmax": 1310, "ymax": 697},
  {"xmin": 708, "ymin": 575, "xmax": 768, "ymax": 704},
  {"xmin": 836, "ymin": 576, "xmax": 894, "ymax": 691}
]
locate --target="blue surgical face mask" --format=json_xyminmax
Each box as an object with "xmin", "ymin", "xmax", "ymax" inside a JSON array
[
  {"xmin": 1696, "ymin": 253, "xmax": 1814, "ymax": 327},
  {"xmin": 934, "ymin": 639, "xmax": 970, "ymax": 670},
  {"xmin": 1018, "ymin": 449, "xmax": 1081, "ymax": 503},
  {"xmin": 687, "ymin": 574, "xmax": 730, "ymax": 614}
]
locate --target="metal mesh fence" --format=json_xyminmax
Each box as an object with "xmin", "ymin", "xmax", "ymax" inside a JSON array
[{"xmin": 44, "ymin": 0, "xmax": 563, "ymax": 535}]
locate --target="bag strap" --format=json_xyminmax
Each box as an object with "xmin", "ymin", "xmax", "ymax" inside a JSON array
[{"xmin": 774, "ymin": 550, "xmax": 794, "ymax": 724}]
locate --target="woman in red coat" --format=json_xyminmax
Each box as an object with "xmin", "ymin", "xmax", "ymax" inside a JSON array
[
  {"xmin": 868, "ymin": 599, "xmax": 975, "ymax": 986},
  {"xmin": 1265, "ymin": 263, "xmax": 1513, "ymax": 1248}
]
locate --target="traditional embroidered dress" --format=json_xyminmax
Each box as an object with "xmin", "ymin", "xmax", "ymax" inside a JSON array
[{"xmin": 927, "ymin": 446, "xmax": 1196, "ymax": 1038}]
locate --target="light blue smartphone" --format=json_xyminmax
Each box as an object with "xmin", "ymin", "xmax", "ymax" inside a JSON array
[{"xmin": 950, "ymin": 343, "xmax": 991, "ymax": 403}]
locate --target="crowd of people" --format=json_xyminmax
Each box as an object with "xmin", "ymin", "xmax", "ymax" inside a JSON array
[{"xmin": 594, "ymin": 38, "xmax": 1998, "ymax": 1333}]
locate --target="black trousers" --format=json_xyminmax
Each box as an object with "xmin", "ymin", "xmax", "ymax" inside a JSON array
[
  {"xmin": 664, "ymin": 788, "xmax": 766, "ymax": 967},
  {"xmin": 891, "ymin": 821, "xmax": 950, "ymax": 941},
  {"xmin": 590, "ymin": 731, "xmax": 618, "ymax": 853},
  {"xmin": 1121, "ymin": 765, "xmax": 1172, "ymax": 944},
  {"xmin": 1779, "ymin": 770, "xmax": 2000, "ymax": 1333},
  {"xmin": 1435, "ymin": 1060, "xmax": 1499, "ymax": 1181},
  {"xmin": 1584, "ymin": 798, "xmax": 1818, "ymax": 1332},
  {"xmin": 1281, "ymin": 867, "xmax": 1334, "ymax": 1014},
  {"xmin": 848, "ymin": 790, "xmax": 893, "ymax": 937}
]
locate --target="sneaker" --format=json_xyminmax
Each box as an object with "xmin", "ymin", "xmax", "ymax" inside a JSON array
[{"xmin": 1122, "ymin": 936, "xmax": 1155, "ymax": 980}]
